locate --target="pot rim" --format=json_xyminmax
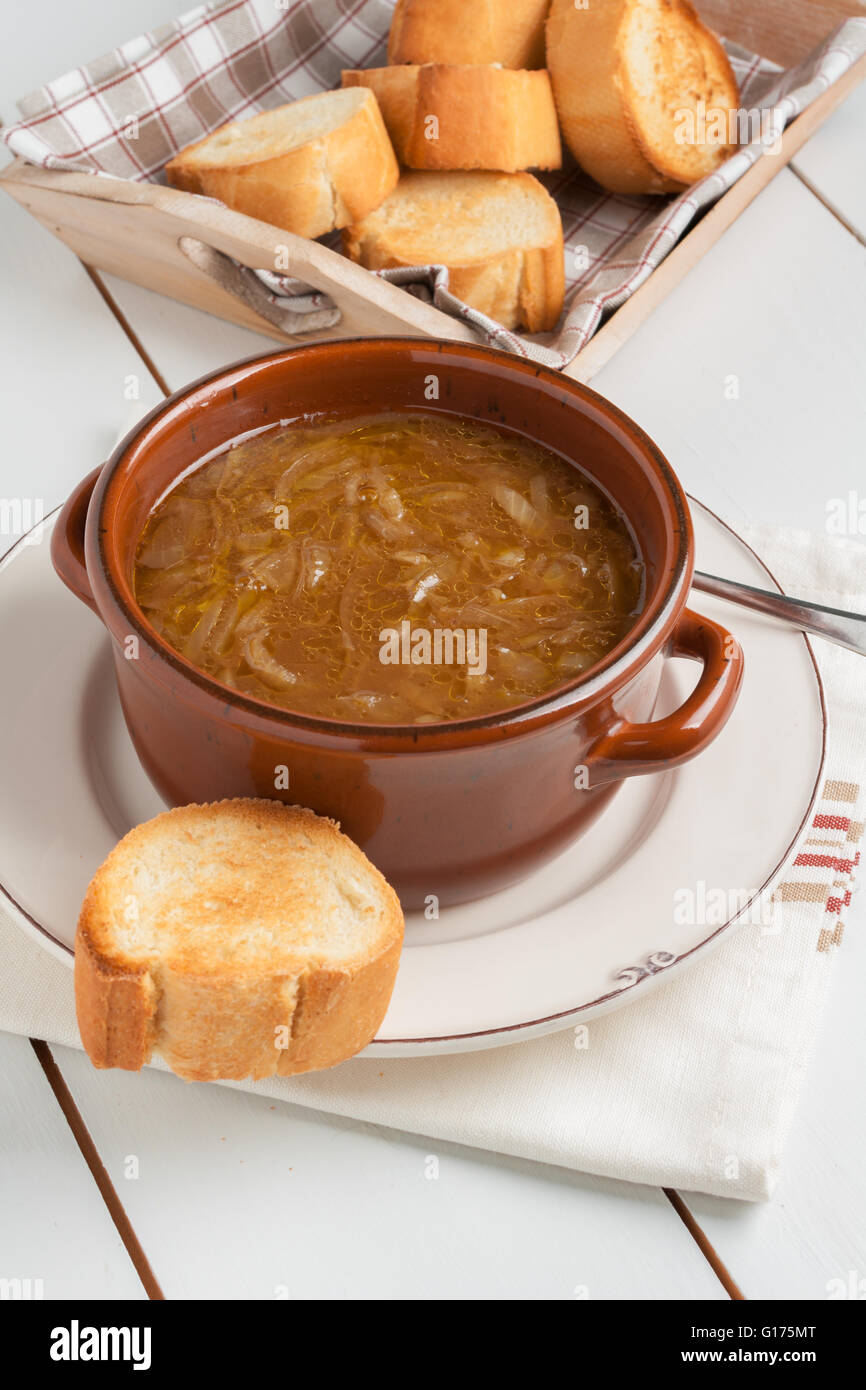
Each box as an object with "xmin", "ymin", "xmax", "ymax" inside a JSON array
[{"xmin": 90, "ymin": 338, "xmax": 694, "ymax": 740}]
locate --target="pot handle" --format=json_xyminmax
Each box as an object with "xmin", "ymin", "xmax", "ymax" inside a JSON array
[
  {"xmin": 588, "ymin": 609, "xmax": 743, "ymax": 785},
  {"xmin": 51, "ymin": 467, "xmax": 101, "ymax": 615}
]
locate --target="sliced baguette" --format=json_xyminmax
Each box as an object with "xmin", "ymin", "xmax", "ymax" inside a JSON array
[
  {"xmin": 343, "ymin": 170, "xmax": 564, "ymax": 333},
  {"xmin": 75, "ymin": 800, "xmax": 404, "ymax": 1082},
  {"xmin": 546, "ymin": 0, "xmax": 739, "ymax": 195},
  {"xmin": 389, "ymin": 0, "xmax": 551, "ymax": 69},
  {"xmin": 341, "ymin": 64, "xmax": 561, "ymax": 172},
  {"xmin": 165, "ymin": 88, "xmax": 399, "ymax": 238}
]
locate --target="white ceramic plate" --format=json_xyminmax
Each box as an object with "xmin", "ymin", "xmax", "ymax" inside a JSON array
[{"xmin": 0, "ymin": 502, "xmax": 824, "ymax": 1056}]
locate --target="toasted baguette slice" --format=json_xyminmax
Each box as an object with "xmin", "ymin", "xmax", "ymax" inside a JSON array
[
  {"xmin": 165, "ymin": 88, "xmax": 399, "ymax": 238},
  {"xmin": 546, "ymin": 0, "xmax": 739, "ymax": 194},
  {"xmin": 341, "ymin": 65, "xmax": 561, "ymax": 172},
  {"xmin": 75, "ymin": 801, "xmax": 404, "ymax": 1082},
  {"xmin": 389, "ymin": 0, "xmax": 551, "ymax": 69},
  {"xmin": 344, "ymin": 170, "xmax": 564, "ymax": 333}
]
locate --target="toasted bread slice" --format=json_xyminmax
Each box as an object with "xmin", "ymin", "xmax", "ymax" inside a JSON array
[
  {"xmin": 343, "ymin": 170, "xmax": 564, "ymax": 333},
  {"xmin": 165, "ymin": 88, "xmax": 399, "ymax": 238},
  {"xmin": 75, "ymin": 800, "xmax": 404, "ymax": 1082},
  {"xmin": 388, "ymin": 0, "xmax": 551, "ymax": 69},
  {"xmin": 546, "ymin": 0, "xmax": 739, "ymax": 194},
  {"xmin": 341, "ymin": 64, "xmax": 561, "ymax": 172}
]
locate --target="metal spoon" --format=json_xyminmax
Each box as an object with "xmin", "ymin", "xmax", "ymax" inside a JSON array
[{"xmin": 692, "ymin": 571, "xmax": 866, "ymax": 657}]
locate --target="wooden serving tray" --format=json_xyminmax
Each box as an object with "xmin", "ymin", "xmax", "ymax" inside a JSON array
[{"xmin": 2, "ymin": 0, "xmax": 864, "ymax": 384}]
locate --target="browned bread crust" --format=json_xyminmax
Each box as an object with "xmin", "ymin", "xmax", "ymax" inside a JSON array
[
  {"xmin": 165, "ymin": 88, "xmax": 399, "ymax": 238},
  {"xmin": 546, "ymin": 0, "xmax": 739, "ymax": 195},
  {"xmin": 388, "ymin": 0, "xmax": 551, "ymax": 69},
  {"xmin": 341, "ymin": 64, "xmax": 561, "ymax": 172},
  {"xmin": 75, "ymin": 800, "xmax": 404, "ymax": 1081},
  {"xmin": 344, "ymin": 170, "xmax": 565, "ymax": 333}
]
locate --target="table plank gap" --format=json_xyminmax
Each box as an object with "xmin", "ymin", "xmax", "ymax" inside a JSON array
[
  {"xmin": 30, "ymin": 1039, "xmax": 166, "ymax": 1301},
  {"xmin": 68, "ymin": 267, "xmax": 759, "ymax": 1303},
  {"xmin": 789, "ymin": 78, "xmax": 866, "ymax": 242},
  {"xmin": 664, "ymin": 1189, "xmax": 746, "ymax": 1300},
  {"xmin": 84, "ymin": 265, "xmax": 171, "ymax": 396},
  {"xmin": 48, "ymin": 1044, "xmax": 728, "ymax": 1301},
  {"xmin": 788, "ymin": 164, "xmax": 866, "ymax": 249},
  {"xmin": 0, "ymin": 1032, "xmax": 145, "ymax": 1299}
]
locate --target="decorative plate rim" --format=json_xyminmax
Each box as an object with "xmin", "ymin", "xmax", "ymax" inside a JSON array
[{"xmin": 0, "ymin": 498, "xmax": 827, "ymax": 1051}]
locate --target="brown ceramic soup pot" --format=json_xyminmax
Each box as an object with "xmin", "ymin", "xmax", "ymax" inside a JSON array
[{"xmin": 53, "ymin": 340, "xmax": 743, "ymax": 907}]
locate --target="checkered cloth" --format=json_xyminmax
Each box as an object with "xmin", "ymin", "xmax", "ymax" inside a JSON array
[{"xmin": 5, "ymin": 1, "xmax": 866, "ymax": 367}]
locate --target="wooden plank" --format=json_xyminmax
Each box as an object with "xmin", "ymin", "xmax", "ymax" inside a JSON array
[
  {"xmin": 696, "ymin": 0, "xmax": 866, "ymax": 67},
  {"xmin": 48, "ymin": 1043, "xmax": 728, "ymax": 1301},
  {"xmin": 94, "ymin": 161, "xmax": 866, "ymax": 1300},
  {"xmin": 0, "ymin": 1034, "xmax": 146, "ymax": 1300},
  {"xmin": 95, "ymin": 272, "xmax": 279, "ymax": 387},
  {"xmin": 87, "ymin": 53, "xmax": 866, "ymax": 403},
  {"xmin": 0, "ymin": 162, "xmax": 476, "ymax": 348},
  {"xmin": 590, "ymin": 165, "xmax": 866, "ymax": 1294},
  {"xmin": 2, "ymin": 0, "xmax": 864, "ymax": 1304},
  {"xmin": 678, "ymin": 887, "xmax": 866, "ymax": 1297},
  {"xmin": 0, "ymin": 141, "xmax": 730, "ymax": 1300},
  {"xmin": 591, "ymin": 167, "xmax": 866, "ymax": 532},
  {"xmin": 3, "ymin": 31, "xmax": 864, "ymax": 384},
  {"xmin": 568, "ymin": 49, "xmax": 866, "ymax": 382},
  {"xmin": 791, "ymin": 79, "xmax": 866, "ymax": 243},
  {"xmin": 0, "ymin": 185, "xmax": 163, "ymax": 545}
]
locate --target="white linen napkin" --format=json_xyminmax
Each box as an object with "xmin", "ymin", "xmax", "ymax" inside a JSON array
[{"xmin": 1, "ymin": 525, "xmax": 862, "ymax": 1201}]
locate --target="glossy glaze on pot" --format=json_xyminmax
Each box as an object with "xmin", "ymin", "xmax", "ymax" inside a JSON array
[{"xmin": 53, "ymin": 340, "xmax": 743, "ymax": 906}]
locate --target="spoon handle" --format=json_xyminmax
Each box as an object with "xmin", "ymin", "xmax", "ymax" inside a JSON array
[{"xmin": 692, "ymin": 570, "xmax": 866, "ymax": 658}]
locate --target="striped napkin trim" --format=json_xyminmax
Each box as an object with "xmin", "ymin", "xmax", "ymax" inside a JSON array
[{"xmin": 774, "ymin": 777, "xmax": 863, "ymax": 953}]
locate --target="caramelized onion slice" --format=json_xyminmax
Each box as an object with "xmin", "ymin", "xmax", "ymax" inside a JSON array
[
  {"xmin": 243, "ymin": 633, "xmax": 297, "ymax": 689},
  {"xmin": 368, "ymin": 464, "xmax": 404, "ymax": 520},
  {"xmin": 137, "ymin": 526, "xmax": 187, "ymax": 570},
  {"xmin": 490, "ymin": 484, "xmax": 543, "ymax": 537},
  {"xmin": 184, "ymin": 594, "xmax": 240, "ymax": 664},
  {"xmin": 363, "ymin": 507, "xmax": 411, "ymax": 544},
  {"xmin": 294, "ymin": 541, "xmax": 332, "ymax": 595},
  {"xmin": 558, "ymin": 651, "xmax": 596, "ymax": 675},
  {"xmin": 530, "ymin": 473, "xmax": 548, "ymax": 513},
  {"xmin": 244, "ymin": 546, "xmax": 299, "ymax": 591},
  {"xmin": 496, "ymin": 648, "xmax": 549, "ymax": 683},
  {"xmin": 134, "ymin": 411, "xmax": 643, "ymax": 722}
]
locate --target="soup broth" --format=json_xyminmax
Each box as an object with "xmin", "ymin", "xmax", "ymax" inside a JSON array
[{"xmin": 133, "ymin": 412, "xmax": 643, "ymax": 723}]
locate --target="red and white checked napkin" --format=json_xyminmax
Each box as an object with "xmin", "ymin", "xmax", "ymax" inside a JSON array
[
  {"xmin": 0, "ymin": 525, "xmax": 862, "ymax": 1201},
  {"xmin": 4, "ymin": 0, "xmax": 866, "ymax": 367}
]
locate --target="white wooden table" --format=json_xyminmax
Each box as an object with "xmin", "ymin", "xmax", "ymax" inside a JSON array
[{"xmin": 1, "ymin": 1, "xmax": 865, "ymax": 1302}]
